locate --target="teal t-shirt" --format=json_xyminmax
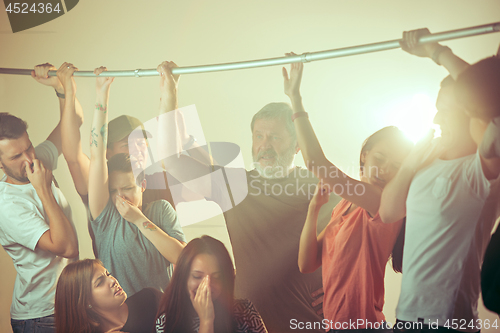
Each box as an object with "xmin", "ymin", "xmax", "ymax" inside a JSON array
[{"xmin": 91, "ymin": 199, "xmax": 185, "ymax": 296}]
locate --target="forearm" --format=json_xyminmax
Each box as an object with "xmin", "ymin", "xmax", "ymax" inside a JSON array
[
  {"xmin": 158, "ymin": 107, "xmax": 183, "ymax": 161},
  {"xmin": 90, "ymin": 88, "xmax": 109, "ymax": 158},
  {"xmin": 38, "ymin": 188, "xmax": 78, "ymax": 257},
  {"xmin": 61, "ymin": 96, "xmax": 84, "ymax": 161},
  {"xmin": 45, "ymin": 95, "xmax": 65, "ymax": 154},
  {"xmin": 428, "ymin": 44, "xmax": 469, "ymax": 80},
  {"xmin": 89, "ymin": 89, "xmax": 110, "ymax": 217},
  {"xmin": 379, "ymin": 166, "xmax": 413, "ymax": 223},
  {"xmin": 159, "ymin": 91, "xmax": 178, "ymax": 115},
  {"xmin": 133, "ymin": 218, "xmax": 185, "ymax": 263},
  {"xmin": 62, "ymin": 97, "xmax": 89, "ymax": 195},
  {"xmin": 289, "ymin": 94, "xmax": 336, "ymax": 175},
  {"xmin": 298, "ymin": 203, "xmax": 322, "ymax": 273},
  {"xmin": 66, "ymin": 155, "xmax": 90, "ymax": 196}
]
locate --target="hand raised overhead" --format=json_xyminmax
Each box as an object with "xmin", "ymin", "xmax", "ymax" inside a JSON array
[
  {"xmin": 94, "ymin": 66, "xmax": 114, "ymax": 93},
  {"xmin": 282, "ymin": 52, "xmax": 304, "ymax": 99},
  {"xmin": 56, "ymin": 62, "xmax": 78, "ymax": 96},
  {"xmin": 31, "ymin": 63, "xmax": 63, "ymax": 92},
  {"xmin": 157, "ymin": 61, "xmax": 180, "ymax": 97}
]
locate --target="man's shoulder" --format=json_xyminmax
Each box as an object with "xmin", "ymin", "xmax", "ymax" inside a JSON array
[
  {"xmin": 34, "ymin": 140, "xmax": 59, "ymax": 170},
  {"xmin": 0, "ymin": 181, "xmax": 34, "ymax": 206}
]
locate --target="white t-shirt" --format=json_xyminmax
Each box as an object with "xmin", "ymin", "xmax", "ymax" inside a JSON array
[
  {"xmin": 396, "ymin": 151, "xmax": 492, "ymax": 330},
  {"xmin": 0, "ymin": 140, "xmax": 76, "ymax": 320}
]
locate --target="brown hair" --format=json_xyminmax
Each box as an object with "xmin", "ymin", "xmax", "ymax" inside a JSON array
[
  {"xmin": 0, "ymin": 113, "xmax": 27, "ymax": 154},
  {"xmin": 359, "ymin": 126, "xmax": 413, "ymax": 273},
  {"xmin": 55, "ymin": 259, "xmax": 103, "ymax": 333},
  {"xmin": 455, "ymin": 56, "xmax": 500, "ymax": 121},
  {"xmin": 156, "ymin": 236, "xmax": 236, "ymax": 333},
  {"xmin": 251, "ymin": 102, "xmax": 296, "ymax": 141}
]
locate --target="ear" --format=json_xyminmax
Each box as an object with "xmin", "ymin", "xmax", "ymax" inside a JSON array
[{"xmin": 141, "ymin": 179, "xmax": 147, "ymax": 192}]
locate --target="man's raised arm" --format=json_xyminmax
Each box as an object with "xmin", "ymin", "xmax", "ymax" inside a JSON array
[
  {"xmin": 400, "ymin": 28, "xmax": 469, "ymax": 80},
  {"xmin": 157, "ymin": 61, "xmax": 213, "ymax": 198}
]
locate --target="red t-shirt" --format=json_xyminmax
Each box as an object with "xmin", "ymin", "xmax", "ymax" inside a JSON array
[{"xmin": 322, "ymin": 199, "xmax": 403, "ymax": 330}]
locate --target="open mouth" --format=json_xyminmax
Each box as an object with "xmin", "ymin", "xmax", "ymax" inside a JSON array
[
  {"xmin": 257, "ymin": 150, "xmax": 277, "ymax": 162},
  {"xmin": 114, "ymin": 286, "xmax": 123, "ymax": 296}
]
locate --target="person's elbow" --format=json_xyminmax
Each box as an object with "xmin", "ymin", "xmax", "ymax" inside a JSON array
[
  {"xmin": 76, "ymin": 114, "xmax": 84, "ymax": 128},
  {"xmin": 55, "ymin": 239, "xmax": 79, "ymax": 258},
  {"xmin": 298, "ymin": 264, "xmax": 313, "ymax": 274},
  {"xmin": 60, "ymin": 245, "xmax": 79, "ymax": 259},
  {"xmin": 298, "ymin": 259, "xmax": 318, "ymax": 274},
  {"xmin": 49, "ymin": 243, "xmax": 79, "ymax": 259}
]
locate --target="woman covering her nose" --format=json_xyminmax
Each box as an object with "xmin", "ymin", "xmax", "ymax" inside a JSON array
[{"xmin": 155, "ymin": 235, "xmax": 268, "ymax": 333}]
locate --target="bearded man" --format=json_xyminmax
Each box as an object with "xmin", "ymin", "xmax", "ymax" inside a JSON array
[{"xmin": 156, "ymin": 61, "xmax": 340, "ymax": 333}]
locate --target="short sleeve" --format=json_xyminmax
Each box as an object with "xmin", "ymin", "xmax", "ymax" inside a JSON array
[
  {"xmin": 480, "ymin": 116, "xmax": 500, "ymax": 159},
  {"xmin": 156, "ymin": 200, "xmax": 186, "ymax": 243},
  {"xmin": 234, "ymin": 299, "xmax": 268, "ymax": 333},
  {"xmin": 35, "ymin": 140, "xmax": 59, "ymax": 171},
  {"xmin": 0, "ymin": 194, "xmax": 49, "ymax": 250},
  {"xmin": 464, "ymin": 150, "xmax": 492, "ymax": 199}
]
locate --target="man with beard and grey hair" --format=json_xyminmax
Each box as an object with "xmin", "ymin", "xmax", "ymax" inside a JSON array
[
  {"xmin": 250, "ymin": 102, "xmax": 300, "ymax": 178},
  {"xmin": 157, "ymin": 61, "xmax": 340, "ymax": 333}
]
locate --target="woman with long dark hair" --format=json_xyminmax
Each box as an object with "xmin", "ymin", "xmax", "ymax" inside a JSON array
[
  {"xmin": 283, "ymin": 57, "xmax": 413, "ymax": 332},
  {"xmin": 55, "ymin": 259, "xmax": 161, "ymax": 333},
  {"xmin": 155, "ymin": 235, "xmax": 267, "ymax": 333}
]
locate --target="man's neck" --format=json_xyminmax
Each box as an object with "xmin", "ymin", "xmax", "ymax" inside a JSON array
[
  {"xmin": 440, "ymin": 138, "xmax": 477, "ymax": 160},
  {"xmin": 5, "ymin": 177, "xmax": 29, "ymax": 185},
  {"xmin": 256, "ymin": 164, "xmax": 296, "ymax": 179}
]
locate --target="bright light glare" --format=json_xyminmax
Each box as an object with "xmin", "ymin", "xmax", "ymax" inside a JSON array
[{"xmin": 387, "ymin": 93, "xmax": 440, "ymax": 143}]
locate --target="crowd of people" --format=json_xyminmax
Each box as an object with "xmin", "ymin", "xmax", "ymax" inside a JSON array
[{"xmin": 0, "ymin": 28, "xmax": 499, "ymax": 333}]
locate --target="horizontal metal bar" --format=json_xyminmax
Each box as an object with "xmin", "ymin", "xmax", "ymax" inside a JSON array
[{"xmin": 1, "ymin": 22, "xmax": 499, "ymax": 78}]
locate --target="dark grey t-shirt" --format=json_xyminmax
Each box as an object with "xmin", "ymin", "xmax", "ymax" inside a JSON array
[
  {"xmin": 91, "ymin": 199, "xmax": 186, "ymax": 296},
  {"xmin": 209, "ymin": 166, "xmax": 340, "ymax": 333}
]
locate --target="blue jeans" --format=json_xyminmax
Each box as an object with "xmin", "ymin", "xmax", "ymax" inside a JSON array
[{"xmin": 10, "ymin": 315, "xmax": 55, "ymax": 333}]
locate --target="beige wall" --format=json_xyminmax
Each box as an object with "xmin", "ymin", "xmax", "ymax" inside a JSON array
[{"xmin": 1, "ymin": 0, "xmax": 500, "ymax": 331}]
